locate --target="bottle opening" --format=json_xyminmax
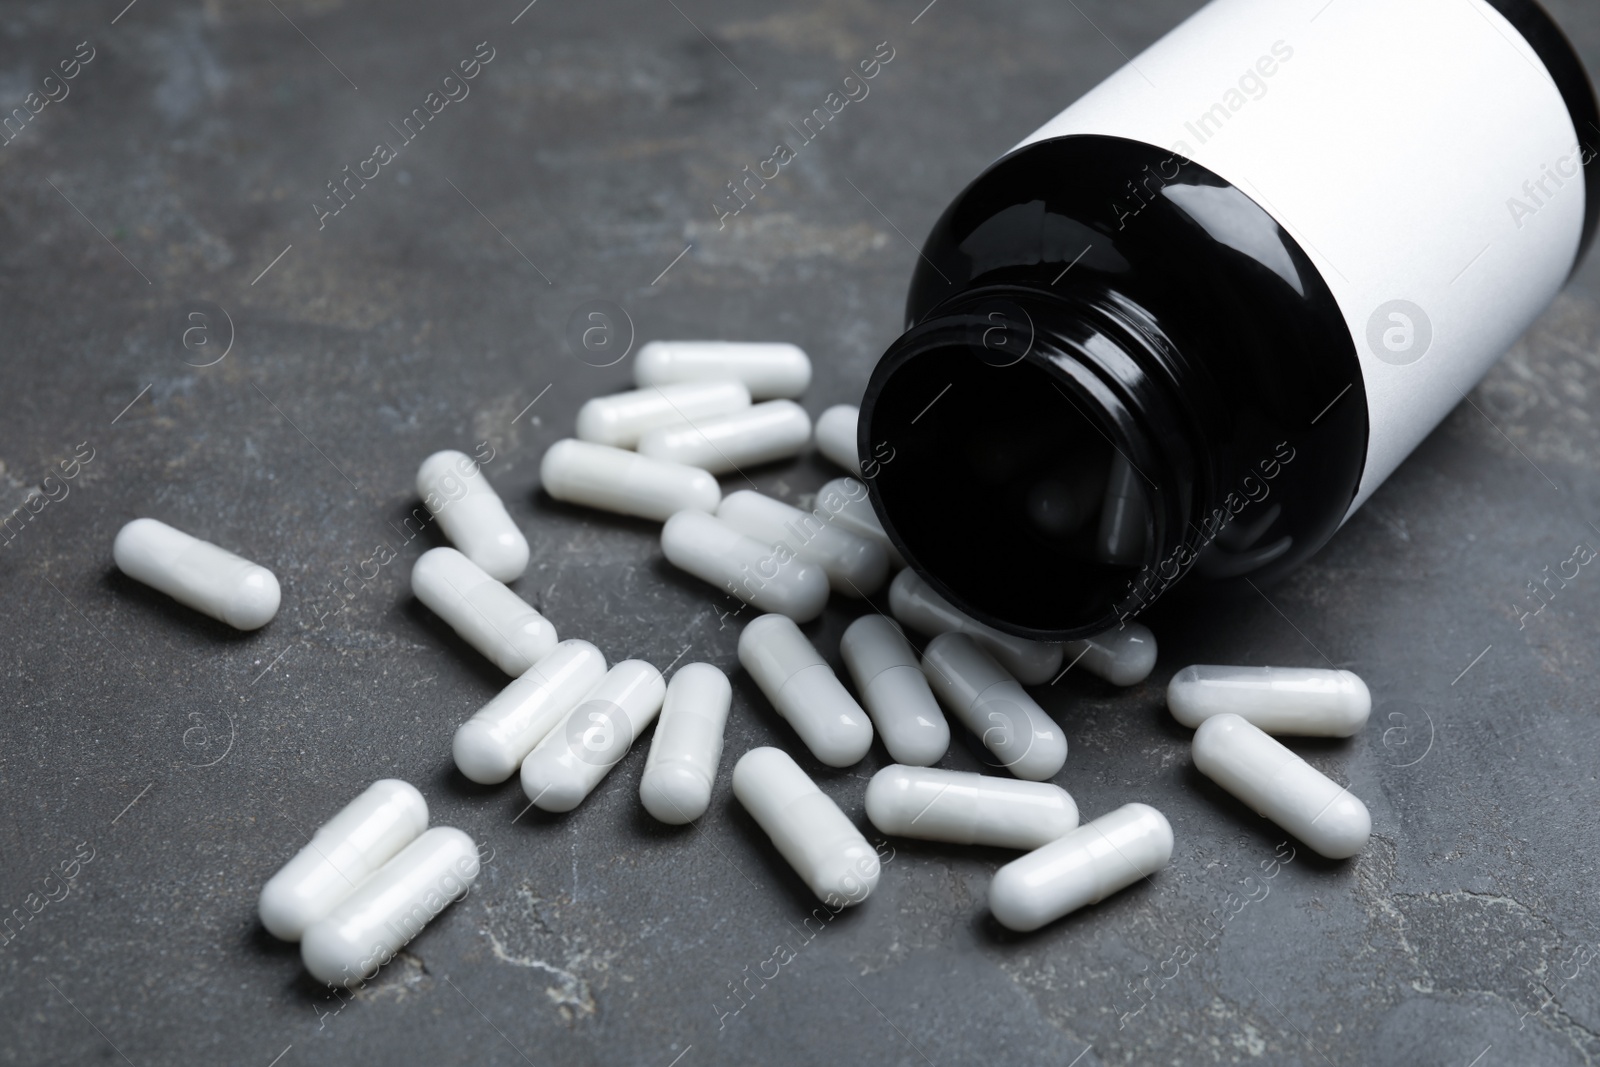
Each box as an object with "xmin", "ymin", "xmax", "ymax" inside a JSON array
[
  {"xmin": 864, "ymin": 337, "xmax": 1156, "ymax": 637},
  {"xmin": 862, "ymin": 135, "xmax": 1378, "ymax": 639}
]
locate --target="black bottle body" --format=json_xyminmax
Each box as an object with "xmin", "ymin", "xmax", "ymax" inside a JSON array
[{"xmin": 859, "ymin": 0, "xmax": 1596, "ymax": 640}]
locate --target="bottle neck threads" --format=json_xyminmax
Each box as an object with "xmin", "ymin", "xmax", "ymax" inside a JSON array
[{"xmin": 861, "ymin": 283, "xmax": 1228, "ymax": 639}]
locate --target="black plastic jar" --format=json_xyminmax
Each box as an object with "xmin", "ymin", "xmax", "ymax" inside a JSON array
[{"xmin": 860, "ymin": 0, "xmax": 1598, "ymax": 640}]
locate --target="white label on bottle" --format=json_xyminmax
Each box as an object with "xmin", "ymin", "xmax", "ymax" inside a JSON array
[{"xmin": 1014, "ymin": 0, "xmax": 1583, "ymax": 516}]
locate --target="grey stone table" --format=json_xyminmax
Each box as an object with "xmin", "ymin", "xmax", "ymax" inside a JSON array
[{"xmin": 3, "ymin": 1, "xmax": 1600, "ymax": 1063}]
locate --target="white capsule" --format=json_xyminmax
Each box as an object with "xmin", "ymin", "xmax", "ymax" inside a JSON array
[
  {"xmin": 634, "ymin": 341, "xmax": 812, "ymax": 399},
  {"xmin": 521, "ymin": 660, "xmax": 666, "ymax": 812},
  {"xmin": 1096, "ymin": 451, "xmax": 1148, "ymax": 565},
  {"xmin": 660, "ymin": 510, "xmax": 829, "ymax": 622},
  {"xmin": 818, "ymin": 477, "xmax": 905, "ymax": 568},
  {"xmin": 1061, "ymin": 622, "xmax": 1157, "ymax": 687},
  {"xmin": 716, "ymin": 490, "xmax": 888, "ymax": 597},
  {"xmin": 541, "ymin": 438, "xmax": 720, "ymax": 522},
  {"xmin": 301, "ymin": 826, "xmax": 480, "ymax": 987},
  {"xmin": 738, "ymin": 614, "xmax": 874, "ymax": 767},
  {"xmin": 865, "ymin": 766, "xmax": 1077, "ymax": 849},
  {"xmin": 452, "ymin": 640, "xmax": 607, "ymax": 784},
  {"xmin": 814, "ymin": 404, "xmax": 861, "ymax": 476},
  {"xmin": 112, "ymin": 518, "xmax": 280, "ymax": 630},
  {"xmin": 732, "ymin": 747, "xmax": 880, "ymax": 904},
  {"xmin": 639, "ymin": 663, "xmax": 732, "ymax": 824},
  {"xmin": 890, "ymin": 569, "xmax": 1062, "ymax": 685},
  {"xmin": 416, "ymin": 450, "xmax": 528, "ymax": 582},
  {"xmin": 637, "ymin": 400, "xmax": 811, "ymax": 474},
  {"xmin": 575, "ymin": 381, "xmax": 752, "ymax": 448},
  {"xmin": 920, "ymin": 633, "xmax": 1066, "ymax": 781},
  {"xmin": 1025, "ymin": 476, "xmax": 1096, "ymax": 538},
  {"xmin": 258, "ymin": 780, "xmax": 429, "ymax": 942},
  {"xmin": 989, "ymin": 803, "xmax": 1173, "ymax": 931},
  {"xmin": 411, "ymin": 548, "xmax": 556, "ymax": 676},
  {"xmin": 1168, "ymin": 665, "xmax": 1371, "ymax": 737},
  {"xmin": 840, "ymin": 616, "xmax": 949, "ymax": 766},
  {"xmin": 1192, "ymin": 713, "xmax": 1370, "ymax": 859}
]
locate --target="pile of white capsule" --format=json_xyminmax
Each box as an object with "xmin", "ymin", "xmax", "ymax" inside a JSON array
[{"xmin": 107, "ymin": 339, "xmax": 1373, "ymax": 985}]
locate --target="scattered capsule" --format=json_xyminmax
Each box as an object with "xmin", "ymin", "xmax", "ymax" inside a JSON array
[
  {"xmin": 840, "ymin": 615, "xmax": 949, "ymax": 766},
  {"xmin": 716, "ymin": 490, "xmax": 888, "ymax": 597},
  {"xmin": 411, "ymin": 548, "xmax": 557, "ymax": 676},
  {"xmin": 1167, "ymin": 665, "xmax": 1371, "ymax": 737},
  {"xmin": 1096, "ymin": 452, "xmax": 1148, "ymax": 565},
  {"xmin": 814, "ymin": 404, "xmax": 861, "ymax": 476},
  {"xmin": 865, "ymin": 766, "xmax": 1077, "ymax": 850},
  {"xmin": 113, "ymin": 517, "xmax": 280, "ymax": 630},
  {"xmin": 575, "ymin": 381, "xmax": 752, "ymax": 448},
  {"xmin": 301, "ymin": 826, "xmax": 480, "ymax": 987},
  {"xmin": 640, "ymin": 663, "xmax": 732, "ymax": 824},
  {"xmin": 541, "ymin": 439, "xmax": 720, "ymax": 522},
  {"xmin": 634, "ymin": 341, "xmax": 812, "ymax": 399},
  {"xmin": 989, "ymin": 803, "xmax": 1173, "ymax": 931},
  {"xmin": 258, "ymin": 780, "xmax": 429, "ymax": 942},
  {"xmin": 637, "ymin": 400, "xmax": 812, "ymax": 474},
  {"xmin": 522, "ymin": 660, "xmax": 666, "ymax": 812},
  {"xmin": 416, "ymin": 450, "xmax": 528, "ymax": 582},
  {"xmin": 1061, "ymin": 623, "xmax": 1157, "ymax": 687},
  {"xmin": 661, "ymin": 510, "xmax": 829, "ymax": 622},
  {"xmin": 890, "ymin": 569, "xmax": 1062, "ymax": 685},
  {"xmin": 818, "ymin": 476, "xmax": 905, "ymax": 568},
  {"xmin": 920, "ymin": 633, "xmax": 1066, "ymax": 781},
  {"xmin": 452, "ymin": 640, "xmax": 608, "ymax": 784},
  {"xmin": 732, "ymin": 747, "xmax": 880, "ymax": 905},
  {"xmin": 738, "ymin": 614, "xmax": 874, "ymax": 767},
  {"xmin": 1192, "ymin": 713, "xmax": 1370, "ymax": 859}
]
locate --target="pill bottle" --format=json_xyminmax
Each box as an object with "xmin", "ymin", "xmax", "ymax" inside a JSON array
[{"xmin": 860, "ymin": 0, "xmax": 1597, "ymax": 640}]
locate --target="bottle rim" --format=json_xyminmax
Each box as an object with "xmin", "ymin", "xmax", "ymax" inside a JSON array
[{"xmin": 860, "ymin": 282, "xmax": 1216, "ymax": 641}]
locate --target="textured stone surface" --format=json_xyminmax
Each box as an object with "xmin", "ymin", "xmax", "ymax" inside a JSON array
[{"xmin": 3, "ymin": 1, "xmax": 1600, "ymax": 1063}]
